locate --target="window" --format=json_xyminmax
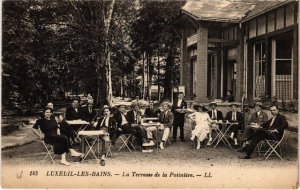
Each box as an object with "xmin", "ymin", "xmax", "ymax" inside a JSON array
[
  {"xmin": 272, "ymin": 33, "xmax": 293, "ymax": 100},
  {"xmin": 253, "ymin": 42, "xmax": 266, "ymax": 98}
]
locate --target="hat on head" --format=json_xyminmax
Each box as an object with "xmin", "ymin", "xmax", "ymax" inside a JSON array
[
  {"xmin": 209, "ymin": 102, "xmax": 217, "ymax": 106},
  {"xmin": 161, "ymin": 102, "xmax": 172, "ymax": 108},
  {"xmin": 230, "ymin": 102, "xmax": 240, "ymax": 107},
  {"xmin": 102, "ymin": 105, "xmax": 112, "ymax": 113},
  {"xmin": 255, "ymin": 101, "xmax": 263, "ymax": 107},
  {"xmin": 193, "ymin": 103, "xmax": 208, "ymax": 112}
]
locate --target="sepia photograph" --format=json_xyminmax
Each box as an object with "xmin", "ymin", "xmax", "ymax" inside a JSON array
[{"xmin": 1, "ymin": 0, "xmax": 298, "ymax": 189}]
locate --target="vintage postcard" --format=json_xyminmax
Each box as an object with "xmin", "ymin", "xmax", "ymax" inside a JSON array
[{"xmin": 1, "ymin": 0, "xmax": 298, "ymax": 189}]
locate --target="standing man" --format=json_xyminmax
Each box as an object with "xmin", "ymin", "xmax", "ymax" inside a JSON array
[
  {"xmin": 224, "ymin": 103, "xmax": 244, "ymax": 147},
  {"xmin": 65, "ymin": 99, "xmax": 81, "ymax": 120},
  {"xmin": 240, "ymin": 105, "xmax": 288, "ymax": 159},
  {"xmin": 172, "ymin": 92, "xmax": 187, "ymax": 142},
  {"xmin": 239, "ymin": 101, "xmax": 268, "ymax": 152},
  {"xmin": 95, "ymin": 106, "xmax": 117, "ymax": 166}
]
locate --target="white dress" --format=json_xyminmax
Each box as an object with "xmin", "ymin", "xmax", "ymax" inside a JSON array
[{"xmin": 189, "ymin": 112, "xmax": 212, "ymax": 141}]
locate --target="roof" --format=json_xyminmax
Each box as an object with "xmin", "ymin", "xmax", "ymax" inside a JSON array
[
  {"xmin": 182, "ymin": 0, "xmax": 256, "ymax": 23},
  {"xmin": 182, "ymin": 0, "xmax": 290, "ymax": 23},
  {"xmin": 243, "ymin": 1, "xmax": 289, "ymax": 21}
]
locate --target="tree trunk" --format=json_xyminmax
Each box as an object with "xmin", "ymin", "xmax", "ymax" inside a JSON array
[
  {"xmin": 103, "ymin": 0, "xmax": 115, "ymax": 105},
  {"xmin": 163, "ymin": 50, "xmax": 174, "ymax": 101}
]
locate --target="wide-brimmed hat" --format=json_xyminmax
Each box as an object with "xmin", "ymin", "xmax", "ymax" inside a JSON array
[
  {"xmin": 102, "ymin": 105, "xmax": 112, "ymax": 113},
  {"xmin": 193, "ymin": 103, "xmax": 208, "ymax": 111},
  {"xmin": 161, "ymin": 102, "xmax": 172, "ymax": 108},
  {"xmin": 209, "ymin": 102, "xmax": 217, "ymax": 106},
  {"xmin": 255, "ymin": 101, "xmax": 263, "ymax": 107},
  {"xmin": 230, "ymin": 102, "xmax": 240, "ymax": 107}
]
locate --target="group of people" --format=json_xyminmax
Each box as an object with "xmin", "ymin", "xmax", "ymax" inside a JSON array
[
  {"xmin": 188, "ymin": 100, "xmax": 288, "ymax": 159},
  {"xmin": 32, "ymin": 92, "xmax": 289, "ymax": 167}
]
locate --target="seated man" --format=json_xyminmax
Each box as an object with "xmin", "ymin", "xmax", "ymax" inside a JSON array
[
  {"xmin": 144, "ymin": 100, "xmax": 161, "ymax": 119},
  {"xmin": 113, "ymin": 104, "xmax": 150, "ymax": 152},
  {"xmin": 207, "ymin": 102, "xmax": 224, "ymax": 145},
  {"xmin": 65, "ymin": 99, "xmax": 82, "ymax": 120},
  {"xmin": 240, "ymin": 105, "xmax": 288, "ymax": 159},
  {"xmin": 95, "ymin": 106, "xmax": 117, "ymax": 166},
  {"xmin": 224, "ymin": 103, "xmax": 244, "ymax": 147},
  {"xmin": 80, "ymin": 102, "xmax": 97, "ymax": 123},
  {"xmin": 239, "ymin": 102, "xmax": 268, "ymax": 152},
  {"xmin": 146, "ymin": 102, "xmax": 174, "ymax": 150}
]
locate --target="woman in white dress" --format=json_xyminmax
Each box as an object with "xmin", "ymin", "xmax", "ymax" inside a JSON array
[{"xmin": 188, "ymin": 104, "xmax": 214, "ymax": 149}]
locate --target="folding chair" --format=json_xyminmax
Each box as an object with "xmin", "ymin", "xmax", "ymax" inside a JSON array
[
  {"xmin": 260, "ymin": 131, "xmax": 285, "ymax": 161},
  {"xmin": 32, "ymin": 128, "xmax": 56, "ymax": 164},
  {"xmin": 118, "ymin": 134, "xmax": 136, "ymax": 152},
  {"xmin": 78, "ymin": 130, "xmax": 108, "ymax": 163}
]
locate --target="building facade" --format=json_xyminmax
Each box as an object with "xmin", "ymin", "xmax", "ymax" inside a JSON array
[{"xmin": 176, "ymin": 0, "xmax": 298, "ymax": 103}]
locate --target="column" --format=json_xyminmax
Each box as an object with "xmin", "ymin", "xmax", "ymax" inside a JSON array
[
  {"xmin": 180, "ymin": 30, "xmax": 191, "ymax": 99},
  {"xmin": 195, "ymin": 22, "xmax": 208, "ymax": 102}
]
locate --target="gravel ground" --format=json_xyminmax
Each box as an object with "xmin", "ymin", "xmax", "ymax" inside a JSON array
[
  {"xmin": 2, "ymin": 115, "xmax": 298, "ymax": 189},
  {"xmin": 2, "ymin": 133, "xmax": 297, "ymax": 168}
]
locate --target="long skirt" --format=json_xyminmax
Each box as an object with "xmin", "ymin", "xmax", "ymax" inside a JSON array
[
  {"xmin": 45, "ymin": 135, "xmax": 71, "ymax": 155},
  {"xmin": 191, "ymin": 124, "xmax": 211, "ymax": 142}
]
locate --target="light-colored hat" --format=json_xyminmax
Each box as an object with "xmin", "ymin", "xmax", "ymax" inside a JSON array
[{"xmin": 209, "ymin": 102, "xmax": 217, "ymax": 106}]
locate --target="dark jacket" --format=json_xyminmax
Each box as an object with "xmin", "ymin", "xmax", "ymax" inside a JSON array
[
  {"xmin": 113, "ymin": 111, "xmax": 129, "ymax": 128},
  {"xmin": 172, "ymin": 99, "xmax": 187, "ymax": 124},
  {"xmin": 249, "ymin": 111, "xmax": 268, "ymax": 126},
  {"xmin": 207, "ymin": 110, "xmax": 224, "ymax": 120},
  {"xmin": 160, "ymin": 110, "xmax": 174, "ymax": 128},
  {"xmin": 80, "ymin": 106, "xmax": 97, "ymax": 122},
  {"xmin": 126, "ymin": 110, "xmax": 142, "ymax": 125},
  {"xmin": 95, "ymin": 116, "xmax": 117, "ymax": 138},
  {"xmin": 65, "ymin": 106, "xmax": 81, "ymax": 120},
  {"xmin": 144, "ymin": 107, "xmax": 161, "ymax": 118},
  {"xmin": 261, "ymin": 113, "xmax": 288, "ymax": 138},
  {"xmin": 225, "ymin": 111, "xmax": 244, "ymax": 126}
]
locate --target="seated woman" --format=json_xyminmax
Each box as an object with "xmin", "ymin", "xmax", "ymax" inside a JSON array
[
  {"xmin": 188, "ymin": 103, "xmax": 214, "ymax": 149},
  {"xmin": 32, "ymin": 107, "xmax": 83, "ymax": 166}
]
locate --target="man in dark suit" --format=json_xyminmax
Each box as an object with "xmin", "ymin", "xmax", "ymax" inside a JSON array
[
  {"xmin": 207, "ymin": 102, "xmax": 224, "ymax": 145},
  {"xmin": 144, "ymin": 100, "xmax": 161, "ymax": 118},
  {"xmin": 225, "ymin": 103, "xmax": 244, "ymax": 147},
  {"xmin": 113, "ymin": 104, "xmax": 149, "ymax": 152},
  {"xmin": 239, "ymin": 102, "xmax": 268, "ymax": 152},
  {"xmin": 80, "ymin": 102, "xmax": 97, "ymax": 122},
  {"xmin": 65, "ymin": 99, "xmax": 81, "ymax": 120},
  {"xmin": 95, "ymin": 106, "xmax": 117, "ymax": 166},
  {"xmin": 207, "ymin": 102, "xmax": 223, "ymax": 120},
  {"xmin": 127, "ymin": 102, "xmax": 143, "ymax": 125},
  {"xmin": 172, "ymin": 92, "xmax": 187, "ymax": 142},
  {"xmin": 240, "ymin": 105, "xmax": 288, "ymax": 159}
]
